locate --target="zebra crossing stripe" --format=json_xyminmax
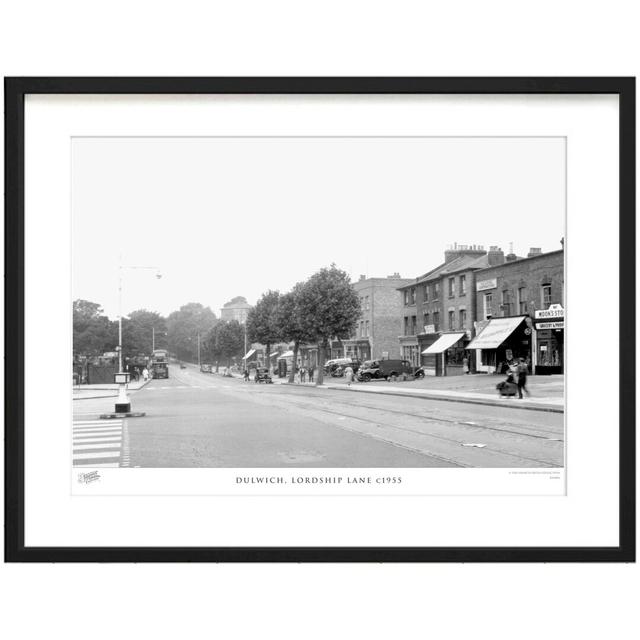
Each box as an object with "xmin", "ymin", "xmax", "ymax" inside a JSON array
[{"xmin": 73, "ymin": 419, "xmax": 124, "ymax": 467}]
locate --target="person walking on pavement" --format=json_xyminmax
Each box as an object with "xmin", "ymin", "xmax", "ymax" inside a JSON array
[
  {"xmin": 308, "ymin": 365, "xmax": 314, "ymax": 383},
  {"xmin": 462, "ymin": 356, "xmax": 469, "ymax": 375},
  {"xmin": 243, "ymin": 368, "xmax": 250, "ymax": 382},
  {"xmin": 142, "ymin": 367, "xmax": 149, "ymax": 381},
  {"xmin": 516, "ymin": 357, "xmax": 530, "ymax": 398},
  {"xmin": 344, "ymin": 365, "xmax": 354, "ymax": 387},
  {"xmin": 300, "ymin": 366, "xmax": 306, "ymax": 383}
]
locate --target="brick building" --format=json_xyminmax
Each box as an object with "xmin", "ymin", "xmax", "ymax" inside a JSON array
[
  {"xmin": 397, "ymin": 244, "xmax": 503, "ymax": 374},
  {"xmin": 469, "ymin": 246, "xmax": 564, "ymax": 374}
]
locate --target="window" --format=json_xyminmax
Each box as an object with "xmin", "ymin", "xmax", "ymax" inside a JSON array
[
  {"xmin": 459, "ymin": 309, "xmax": 467, "ymax": 329},
  {"xmin": 501, "ymin": 289, "xmax": 511, "ymax": 316},
  {"xmin": 541, "ymin": 284, "xmax": 552, "ymax": 306},
  {"xmin": 404, "ymin": 317, "xmax": 409, "ymax": 335},
  {"xmin": 484, "ymin": 293, "xmax": 493, "ymax": 319},
  {"xmin": 410, "ymin": 287, "xmax": 416, "ymax": 305},
  {"xmin": 448, "ymin": 310, "xmax": 455, "ymax": 330},
  {"xmin": 433, "ymin": 282, "xmax": 440, "ymax": 299},
  {"xmin": 360, "ymin": 321, "xmax": 364, "ymax": 337},
  {"xmin": 518, "ymin": 287, "xmax": 527, "ymax": 314},
  {"xmin": 403, "ymin": 290, "xmax": 409, "ymax": 305},
  {"xmin": 423, "ymin": 312, "xmax": 429, "ymax": 328},
  {"xmin": 365, "ymin": 320, "xmax": 370, "ymax": 337},
  {"xmin": 424, "ymin": 284, "xmax": 429, "ymax": 302},
  {"xmin": 433, "ymin": 311, "xmax": 440, "ymax": 331},
  {"xmin": 411, "ymin": 315, "xmax": 417, "ymax": 335},
  {"xmin": 459, "ymin": 274, "xmax": 466, "ymax": 295},
  {"xmin": 448, "ymin": 277, "xmax": 455, "ymax": 297}
]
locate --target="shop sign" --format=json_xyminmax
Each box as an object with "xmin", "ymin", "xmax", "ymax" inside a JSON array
[
  {"xmin": 536, "ymin": 321, "xmax": 564, "ymax": 330},
  {"xmin": 423, "ymin": 324, "xmax": 436, "ymax": 334},
  {"xmin": 476, "ymin": 278, "xmax": 497, "ymax": 292},
  {"xmin": 534, "ymin": 303, "xmax": 564, "ymax": 319}
]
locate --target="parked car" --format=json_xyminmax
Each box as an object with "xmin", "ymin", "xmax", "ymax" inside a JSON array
[
  {"xmin": 200, "ymin": 363, "xmax": 212, "ymax": 373},
  {"xmin": 323, "ymin": 358, "xmax": 361, "ymax": 377},
  {"xmin": 357, "ymin": 359, "xmax": 414, "ymax": 382},
  {"xmin": 254, "ymin": 367, "xmax": 273, "ymax": 383}
]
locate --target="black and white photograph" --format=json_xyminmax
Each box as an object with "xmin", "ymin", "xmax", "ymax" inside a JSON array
[{"xmin": 71, "ymin": 136, "xmax": 566, "ymax": 475}]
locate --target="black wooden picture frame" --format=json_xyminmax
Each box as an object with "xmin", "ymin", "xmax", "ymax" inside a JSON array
[{"xmin": 4, "ymin": 77, "xmax": 635, "ymax": 562}]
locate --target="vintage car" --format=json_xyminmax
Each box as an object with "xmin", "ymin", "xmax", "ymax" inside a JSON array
[
  {"xmin": 323, "ymin": 358, "xmax": 361, "ymax": 377},
  {"xmin": 357, "ymin": 359, "xmax": 414, "ymax": 382},
  {"xmin": 200, "ymin": 363, "xmax": 213, "ymax": 373},
  {"xmin": 254, "ymin": 367, "xmax": 273, "ymax": 383}
]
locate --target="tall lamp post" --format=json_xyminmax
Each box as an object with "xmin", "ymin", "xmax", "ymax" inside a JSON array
[{"xmin": 118, "ymin": 258, "xmax": 162, "ymax": 373}]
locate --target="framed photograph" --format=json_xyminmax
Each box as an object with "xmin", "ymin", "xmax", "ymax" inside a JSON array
[{"xmin": 5, "ymin": 77, "xmax": 635, "ymax": 562}]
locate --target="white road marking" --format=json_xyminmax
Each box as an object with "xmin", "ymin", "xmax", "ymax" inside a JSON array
[
  {"xmin": 74, "ymin": 451, "xmax": 121, "ymax": 460},
  {"xmin": 73, "ymin": 436, "xmax": 123, "ymax": 443},
  {"xmin": 75, "ymin": 462, "xmax": 119, "ymax": 468},
  {"xmin": 74, "ymin": 442, "xmax": 122, "ymax": 451}
]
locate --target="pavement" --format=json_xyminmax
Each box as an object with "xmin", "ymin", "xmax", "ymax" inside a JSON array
[
  {"xmin": 73, "ymin": 377, "xmax": 151, "ymax": 400},
  {"xmin": 73, "ymin": 363, "xmax": 564, "ymax": 468},
  {"xmin": 228, "ymin": 370, "xmax": 564, "ymax": 413}
]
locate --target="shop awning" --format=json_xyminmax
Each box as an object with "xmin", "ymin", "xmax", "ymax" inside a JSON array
[
  {"xmin": 277, "ymin": 350, "xmax": 294, "ymax": 359},
  {"xmin": 467, "ymin": 317, "xmax": 525, "ymax": 350},
  {"xmin": 422, "ymin": 332, "xmax": 466, "ymax": 354},
  {"xmin": 242, "ymin": 349, "xmax": 256, "ymax": 360},
  {"xmin": 269, "ymin": 351, "xmax": 280, "ymax": 357}
]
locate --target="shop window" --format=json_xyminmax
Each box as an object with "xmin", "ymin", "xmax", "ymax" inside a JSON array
[
  {"xmin": 541, "ymin": 284, "xmax": 552, "ymax": 307},
  {"xmin": 448, "ymin": 277, "xmax": 455, "ymax": 297},
  {"xmin": 448, "ymin": 310, "xmax": 455, "ymax": 330},
  {"xmin": 459, "ymin": 309, "xmax": 466, "ymax": 329},
  {"xmin": 459, "ymin": 274, "xmax": 466, "ymax": 295},
  {"xmin": 484, "ymin": 293, "xmax": 493, "ymax": 319}
]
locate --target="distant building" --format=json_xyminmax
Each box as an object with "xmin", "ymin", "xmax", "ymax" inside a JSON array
[{"xmin": 221, "ymin": 296, "xmax": 251, "ymax": 324}]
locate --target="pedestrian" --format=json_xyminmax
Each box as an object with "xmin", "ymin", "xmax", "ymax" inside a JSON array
[
  {"xmin": 300, "ymin": 366, "xmax": 306, "ymax": 383},
  {"xmin": 243, "ymin": 368, "xmax": 250, "ymax": 382},
  {"xmin": 142, "ymin": 367, "xmax": 149, "ymax": 381},
  {"xmin": 516, "ymin": 357, "xmax": 530, "ymax": 399},
  {"xmin": 462, "ymin": 356, "xmax": 469, "ymax": 375},
  {"xmin": 308, "ymin": 366, "xmax": 314, "ymax": 383},
  {"xmin": 344, "ymin": 365, "xmax": 354, "ymax": 386}
]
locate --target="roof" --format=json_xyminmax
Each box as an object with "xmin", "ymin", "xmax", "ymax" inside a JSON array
[{"xmin": 475, "ymin": 249, "xmax": 564, "ymax": 274}]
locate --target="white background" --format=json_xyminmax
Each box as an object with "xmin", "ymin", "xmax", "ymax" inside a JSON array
[{"xmin": 1, "ymin": 2, "xmax": 638, "ymax": 639}]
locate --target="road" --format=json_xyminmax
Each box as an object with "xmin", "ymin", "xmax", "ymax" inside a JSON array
[{"xmin": 73, "ymin": 363, "xmax": 564, "ymax": 468}]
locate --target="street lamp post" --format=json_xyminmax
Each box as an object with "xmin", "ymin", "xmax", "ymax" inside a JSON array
[{"xmin": 117, "ymin": 257, "xmax": 162, "ymax": 372}]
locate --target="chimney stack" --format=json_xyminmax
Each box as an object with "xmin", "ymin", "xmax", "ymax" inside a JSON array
[
  {"xmin": 527, "ymin": 247, "xmax": 542, "ymax": 258},
  {"xmin": 359, "ymin": 274, "xmax": 366, "ymax": 281},
  {"xmin": 487, "ymin": 246, "xmax": 505, "ymax": 266},
  {"xmin": 444, "ymin": 242, "xmax": 487, "ymax": 263}
]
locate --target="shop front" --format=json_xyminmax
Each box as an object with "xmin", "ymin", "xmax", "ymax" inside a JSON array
[
  {"xmin": 417, "ymin": 327, "xmax": 440, "ymax": 376},
  {"xmin": 421, "ymin": 332, "xmax": 468, "ymax": 376},
  {"xmin": 399, "ymin": 336, "xmax": 420, "ymax": 368},
  {"xmin": 534, "ymin": 304, "xmax": 564, "ymax": 374},
  {"xmin": 340, "ymin": 338, "xmax": 372, "ymax": 362},
  {"xmin": 467, "ymin": 316, "xmax": 532, "ymax": 374}
]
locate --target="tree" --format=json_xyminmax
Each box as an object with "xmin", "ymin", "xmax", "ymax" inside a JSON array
[
  {"xmin": 73, "ymin": 299, "xmax": 117, "ymax": 357},
  {"xmin": 203, "ymin": 320, "xmax": 244, "ymax": 370},
  {"xmin": 277, "ymin": 283, "xmax": 314, "ymax": 383},
  {"xmin": 121, "ymin": 309, "xmax": 167, "ymax": 358},
  {"xmin": 246, "ymin": 290, "xmax": 281, "ymax": 369},
  {"xmin": 167, "ymin": 302, "xmax": 217, "ymax": 362},
  {"xmin": 297, "ymin": 265, "xmax": 361, "ymax": 385}
]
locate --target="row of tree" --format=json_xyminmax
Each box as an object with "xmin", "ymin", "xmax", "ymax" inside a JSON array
[
  {"xmin": 73, "ymin": 299, "xmax": 218, "ymax": 364},
  {"xmin": 73, "ymin": 264, "xmax": 361, "ymax": 384},
  {"xmin": 245, "ymin": 264, "xmax": 361, "ymax": 385}
]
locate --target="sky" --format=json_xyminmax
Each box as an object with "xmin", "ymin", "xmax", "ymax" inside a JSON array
[{"xmin": 72, "ymin": 137, "xmax": 565, "ymax": 320}]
